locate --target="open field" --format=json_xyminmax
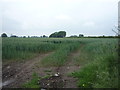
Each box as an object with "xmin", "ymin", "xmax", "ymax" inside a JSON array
[{"xmin": 2, "ymin": 38, "xmax": 119, "ymax": 88}]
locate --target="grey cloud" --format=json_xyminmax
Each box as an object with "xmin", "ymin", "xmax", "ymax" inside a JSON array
[{"xmin": 1, "ymin": 0, "xmax": 119, "ymax": 36}]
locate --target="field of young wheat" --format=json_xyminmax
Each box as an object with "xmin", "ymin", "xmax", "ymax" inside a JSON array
[{"xmin": 2, "ymin": 38, "xmax": 119, "ymax": 88}]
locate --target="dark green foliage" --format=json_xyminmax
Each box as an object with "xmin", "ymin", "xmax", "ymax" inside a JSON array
[
  {"xmin": 10, "ymin": 35, "xmax": 18, "ymax": 37},
  {"xmin": 72, "ymin": 64, "xmax": 98, "ymax": 88},
  {"xmin": 49, "ymin": 31, "xmax": 66, "ymax": 38},
  {"xmin": 79, "ymin": 34, "xmax": 84, "ymax": 37},
  {"xmin": 1, "ymin": 33, "xmax": 7, "ymax": 37},
  {"xmin": 70, "ymin": 35, "xmax": 78, "ymax": 38},
  {"xmin": 71, "ymin": 39, "xmax": 118, "ymax": 88}
]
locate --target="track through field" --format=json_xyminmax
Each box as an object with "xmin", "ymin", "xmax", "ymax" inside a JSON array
[{"xmin": 3, "ymin": 46, "xmax": 82, "ymax": 88}]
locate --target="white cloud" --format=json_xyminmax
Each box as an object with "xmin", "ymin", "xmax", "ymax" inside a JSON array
[{"xmin": 1, "ymin": 0, "xmax": 118, "ymax": 36}]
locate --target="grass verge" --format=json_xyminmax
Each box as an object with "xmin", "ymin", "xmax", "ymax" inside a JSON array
[{"xmin": 71, "ymin": 39, "xmax": 118, "ymax": 88}]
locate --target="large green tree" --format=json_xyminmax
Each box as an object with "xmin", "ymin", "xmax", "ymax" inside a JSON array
[{"xmin": 49, "ymin": 31, "xmax": 66, "ymax": 38}]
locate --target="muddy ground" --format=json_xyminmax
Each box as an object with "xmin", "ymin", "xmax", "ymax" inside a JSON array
[{"xmin": 2, "ymin": 49, "xmax": 81, "ymax": 88}]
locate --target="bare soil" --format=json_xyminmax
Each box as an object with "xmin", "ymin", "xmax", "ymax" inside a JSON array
[
  {"xmin": 2, "ymin": 52, "xmax": 53, "ymax": 88},
  {"xmin": 2, "ymin": 48, "xmax": 81, "ymax": 88},
  {"xmin": 54, "ymin": 49, "xmax": 81, "ymax": 88}
]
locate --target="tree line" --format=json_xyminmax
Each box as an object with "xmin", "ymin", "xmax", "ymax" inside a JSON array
[
  {"xmin": 1, "ymin": 31, "xmax": 84, "ymax": 38},
  {"xmin": 1, "ymin": 32, "xmax": 119, "ymax": 38}
]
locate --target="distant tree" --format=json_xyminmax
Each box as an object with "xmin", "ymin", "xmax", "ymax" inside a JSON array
[
  {"xmin": 57, "ymin": 31, "xmax": 66, "ymax": 38},
  {"xmin": 1, "ymin": 33, "xmax": 7, "ymax": 37},
  {"xmin": 10, "ymin": 35, "xmax": 18, "ymax": 37},
  {"xmin": 49, "ymin": 32, "xmax": 58, "ymax": 38},
  {"xmin": 43, "ymin": 35, "xmax": 45, "ymax": 38},
  {"xmin": 103, "ymin": 35, "xmax": 105, "ymax": 37},
  {"xmin": 43, "ymin": 35, "xmax": 48, "ymax": 38},
  {"xmin": 31, "ymin": 36, "xmax": 38, "ymax": 38},
  {"xmin": 79, "ymin": 34, "xmax": 84, "ymax": 37},
  {"xmin": 70, "ymin": 35, "xmax": 78, "ymax": 38},
  {"xmin": 23, "ymin": 36, "xmax": 26, "ymax": 38},
  {"xmin": 49, "ymin": 31, "xmax": 66, "ymax": 38}
]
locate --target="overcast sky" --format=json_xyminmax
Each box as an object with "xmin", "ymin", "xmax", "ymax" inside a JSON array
[{"xmin": 0, "ymin": 0, "xmax": 119, "ymax": 36}]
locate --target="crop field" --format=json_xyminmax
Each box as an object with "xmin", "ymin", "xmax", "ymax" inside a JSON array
[{"xmin": 2, "ymin": 37, "xmax": 119, "ymax": 88}]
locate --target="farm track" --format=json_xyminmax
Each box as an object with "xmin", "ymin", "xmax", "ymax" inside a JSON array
[
  {"xmin": 55, "ymin": 49, "xmax": 81, "ymax": 88},
  {"xmin": 38, "ymin": 47, "xmax": 82, "ymax": 88},
  {"xmin": 3, "ymin": 46, "xmax": 82, "ymax": 88},
  {"xmin": 2, "ymin": 52, "xmax": 54, "ymax": 88}
]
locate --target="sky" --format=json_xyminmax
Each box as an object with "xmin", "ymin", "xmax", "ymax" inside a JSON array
[{"xmin": 0, "ymin": 0, "xmax": 119, "ymax": 37}]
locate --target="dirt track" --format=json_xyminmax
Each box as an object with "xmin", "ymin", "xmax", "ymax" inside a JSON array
[
  {"xmin": 2, "ymin": 52, "xmax": 53, "ymax": 88},
  {"xmin": 2, "ymin": 49, "xmax": 81, "ymax": 88},
  {"xmin": 55, "ymin": 50, "xmax": 81, "ymax": 88}
]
